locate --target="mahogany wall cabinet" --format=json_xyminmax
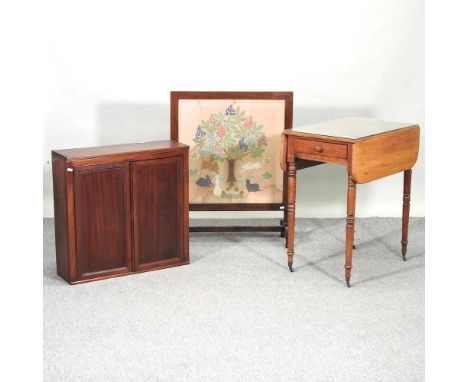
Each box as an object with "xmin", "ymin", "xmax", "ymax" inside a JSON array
[{"xmin": 52, "ymin": 141, "xmax": 189, "ymax": 284}]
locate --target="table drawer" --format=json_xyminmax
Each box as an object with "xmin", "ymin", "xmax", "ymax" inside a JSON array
[{"xmin": 295, "ymin": 139, "xmax": 348, "ymax": 159}]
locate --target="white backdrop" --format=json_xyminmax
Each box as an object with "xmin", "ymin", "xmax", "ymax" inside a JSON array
[{"xmin": 43, "ymin": 0, "xmax": 424, "ymax": 218}]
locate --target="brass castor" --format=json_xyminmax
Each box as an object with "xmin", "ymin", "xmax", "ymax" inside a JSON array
[
  {"xmin": 288, "ymin": 262, "xmax": 294, "ymax": 272},
  {"xmin": 402, "ymin": 240, "xmax": 408, "ymax": 261},
  {"xmin": 402, "ymin": 246, "xmax": 408, "ymax": 261},
  {"xmin": 346, "ymin": 278, "xmax": 351, "ymax": 288}
]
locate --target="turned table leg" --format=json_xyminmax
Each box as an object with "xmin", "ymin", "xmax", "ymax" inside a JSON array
[
  {"xmin": 281, "ymin": 173, "xmax": 288, "ymax": 241},
  {"xmin": 286, "ymin": 161, "xmax": 297, "ymax": 272},
  {"xmin": 282, "ymin": 185, "xmax": 288, "ymax": 248},
  {"xmin": 345, "ymin": 173, "xmax": 356, "ymax": 287},
  {"xmin": 283, "ymin": 209, "xmax": 289, "ymax": 248},
  {"xmin": 401, "ymin": 169, "xmax": 412, "ymax": 261}
]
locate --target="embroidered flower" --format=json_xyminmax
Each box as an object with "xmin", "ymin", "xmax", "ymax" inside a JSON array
[
  {"xmin": 239, "ymin": 137, "xmax": 249, "ymax": 151},
  {"xmin": 257, "ymin": 133, "xmax": 267, "ymax": 147},
  {"xmin": 225, "ymin": 105, "xmax": 236, "ymax": 116},
  {"xmin": 195, "ymin": 126, "xmax": 207, "ymax": 140},
  {"xmin": 243, "ymin": 116, "xmax": 253, "ymax": 128}
]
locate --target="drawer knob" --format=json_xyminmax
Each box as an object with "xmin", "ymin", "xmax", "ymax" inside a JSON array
[{"xmin": 315, "ymin": 145, "xmax": 323, "ymax": 153}]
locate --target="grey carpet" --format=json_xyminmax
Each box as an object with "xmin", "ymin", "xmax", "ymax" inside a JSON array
[{"xmin": 43, "ymin": 217, "xmax": 424, "ymax": 382}]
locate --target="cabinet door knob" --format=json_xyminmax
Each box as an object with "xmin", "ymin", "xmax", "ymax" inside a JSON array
[{"xmin": 315, "ymin": 145, "xmax": 323, "ymax": 153}]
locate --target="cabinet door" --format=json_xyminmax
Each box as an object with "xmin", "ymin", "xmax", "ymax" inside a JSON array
[
  {"xmin": 74, "ymin": 163, "xmax": 132, "ymax": 280},
  {"xmin": 132, "ymin": 156, "xmax": 186, "ymax": 271}
]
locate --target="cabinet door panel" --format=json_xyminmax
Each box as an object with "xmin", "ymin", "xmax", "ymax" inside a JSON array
[
  {"xmin": 132, "ymin": 157, "xmax": 184, "ymax": 270},
  {"xmin": 74, "ymin": 163, "xmax": 132, "ymax": 279}
]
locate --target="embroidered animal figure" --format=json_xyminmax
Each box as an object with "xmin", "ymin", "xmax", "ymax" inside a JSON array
[
  {"xmin": 196, "ymin": 175, "xmax": 212, "ymax": 187},
  {"xmin": 240, "ymin": 162, "xmax": 262, "ymax": 172},
  {"xmin": 201, "ymin": 157, "xmax": 219, "ymax": 173},
  {"xmin": 213, "ymin": 175, "xmax": 224, "ymax": 197},
  {"xmin": 246, "ymin": 179, "xmax": 260, "ymax": 192}
]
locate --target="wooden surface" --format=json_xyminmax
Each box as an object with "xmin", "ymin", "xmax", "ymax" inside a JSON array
[
  {"xmin": 280, "ymin": 134, "xmax": 323, "ymax": 171},
  {"xmin": 281, "ymin": 118, "xmax": 420, "ymax": 286},
  {"xmin": 54, "ymin": 140, "xmax": 188, "ymax": 160},
  {"xmin": 189, "ymin": 226, "xmax": 281, "ymax": 232},
  {"xmin": 286, "ymin": 160, "xmax": 297, "ymax": 271},
  {"xmin": 401, "ymin": 169, "xmax": 412, "ymax": 261},
  {"xmin": 53, "ymin": 141, "xmax": 189, "ymax": 167},
  {"xmin": 350, "ymin": 126, "xmax": 419, "ymax": 183},
  {"xmin": 51, "ymin": 152, "xmax": 70, "ymax": 281},
  {"xmin": 51, "ymin": 141, "xmax": 189, "ymax": 284},
  {"xmin": 293, "ymin": 138, "xmax": 348, "ymax": 165},
  {"xmin": 285, "ymin": 117, "xmax": 419, "ymax": 142},
  {"xmin": 189, "ymin": 203, "xmax": 283, "ymax": 211},
  {"xmin": 345, "ymin": 173, "xmax": 356, "ymax": 287},
  {"xmin": 74, "ymin": 163, "xmax": 132, "ymax": 280},
  {"xmin": 132, "ymin": 157, "xmax": 185, "ymax": 271}
]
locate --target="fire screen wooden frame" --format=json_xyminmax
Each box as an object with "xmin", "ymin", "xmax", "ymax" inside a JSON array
[{"xmin": 170, "ymin": 91, "xmax": 293, "ymax": 234}]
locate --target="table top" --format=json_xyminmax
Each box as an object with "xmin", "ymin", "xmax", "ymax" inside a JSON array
[
  {"xmin": 53, "ymin": 140, "xmax": 188, "ymax": 160},
  {"xmin": 284, "ymin": 117, "xmax": 418, "ymax": 142}
]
